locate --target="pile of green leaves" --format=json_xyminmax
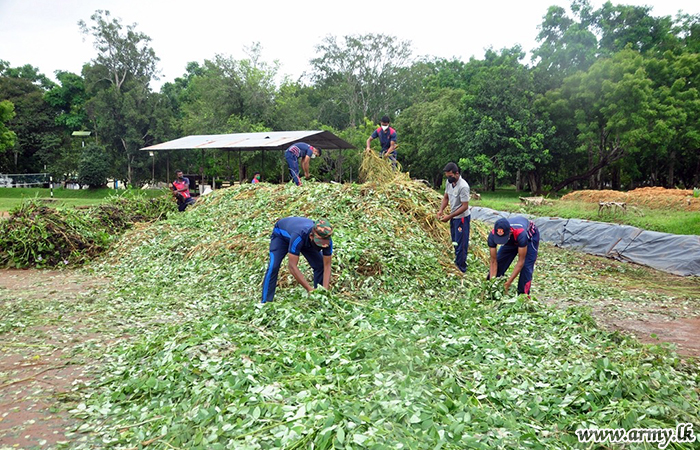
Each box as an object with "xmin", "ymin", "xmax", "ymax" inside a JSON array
[
  {"xmin": 67, "ymin": 180, "xmax": 699, "ymax": 449},
  {"xmin": 0, "ymin": 193, "xmax": 176, "ymax": 268}
]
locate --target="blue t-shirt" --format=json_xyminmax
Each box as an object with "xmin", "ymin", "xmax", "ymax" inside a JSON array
[
  {"xmin": 286, "ymin": 142, "xmax": 314, "ymax": 160},
  {"xmin": 272, "ymin": 217, "xmax": 333, "ymax": 256},
  {"xmin": 487, "ymin": 216, "xmax": 531, "ymax": 248},
  {"xmin": 370, "ymin": 127, "xmax": 398, "ymax": 152}
]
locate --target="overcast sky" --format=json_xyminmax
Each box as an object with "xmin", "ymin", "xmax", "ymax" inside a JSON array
[{"xmin": 0, "ymin": 0, "xmax": 697, "ymax": 90}]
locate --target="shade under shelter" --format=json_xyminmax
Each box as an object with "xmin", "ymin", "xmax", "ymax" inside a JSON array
[{"xmin": 140, "ymin": 130, "xmax": 356, "ymax": 185}]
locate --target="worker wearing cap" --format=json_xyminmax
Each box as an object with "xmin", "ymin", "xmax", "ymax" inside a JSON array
[
  {"xmin": 262, "ymin": 217, "xmax": 333, "ymax": 303},
  {"xmin": 487, "ymin": 216, "xmax": 540, "ymax": 295},
  {"xmin": 285, "ymin": 142, "xmax": 321, "ymax": 186}
]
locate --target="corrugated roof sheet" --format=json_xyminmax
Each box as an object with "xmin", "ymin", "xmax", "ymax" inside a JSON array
[{"xmin": 141, "ymin": 130, "xmax": 355, "ymax": 151}]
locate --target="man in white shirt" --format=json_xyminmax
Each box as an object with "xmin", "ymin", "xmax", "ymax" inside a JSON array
[{"xmin": 437, "ymin": 162, "xmax": 471, "ymax": 273}]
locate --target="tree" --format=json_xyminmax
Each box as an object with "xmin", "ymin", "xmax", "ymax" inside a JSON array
[
  {"xmin": 78, "ymin": 144, "xmax": 110, "ymax": 188},
  {"xmin": 541, "ymin": 49, "xmax": 653, "ymax": 193},
  {"xmin": 395, "ymin": 88, "xmax": 465, "ymax": 186},
  {"xmin": 0, "ymin": 73, "xmax": 61, "ymax": 172},
  {"xmin": 533, "ymin": 1, "xmax": 598, "ymax": 91},
  {"xmin": 44, "ymin": 71, "xmax": 88, "ymax": 130},
  {"xmin": 309, "ymin": 34, "xmax": 413, "ymax": 128},
  {"xmin": 0, "ymin": 100, "xmax": 17, "ymax": 154},
  {"xmin": 178, "ymin": 45, "xmax": 278, "ymax": 135},
  {"xmin": 80, "ymin": 10, "xmax": 161, "ymax": 186},
  {"xmin": 461, "ymin": 47, "xmax": 553, "ymax": 192}
]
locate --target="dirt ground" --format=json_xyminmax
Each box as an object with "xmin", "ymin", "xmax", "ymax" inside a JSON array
[
  {"xmin": 0, "ymin": 270, "xmax": 105, "ymax": 449},
  {"xmin": 561, "ymin": 186, "xmax": 700, "ymax": 211},
  {"xmin": 0, "ymin": 266, "xmax": 698, "ymax": 448}
]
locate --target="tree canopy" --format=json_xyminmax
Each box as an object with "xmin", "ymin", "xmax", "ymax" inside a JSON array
[{"xmin": 2, "ymin": 2, "xmax": 699, "ymax": 191}]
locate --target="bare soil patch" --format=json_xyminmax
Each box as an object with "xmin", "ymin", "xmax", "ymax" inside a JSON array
[
  {"xmin": 561, "ymin": 186, "xmax": 700, "ymax": 211},
  {"xmin": 0, "ymin": 269, "xmax": 106, "ymax": 449}
]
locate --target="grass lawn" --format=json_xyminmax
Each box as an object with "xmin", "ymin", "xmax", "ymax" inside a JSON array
[
  {"xmin": 472, "ymin": 188, "xmax": 700, "ymax": 235},
  {"xmin": 0, "ymin": 187, "xmax": 167, "ymax": 212}
]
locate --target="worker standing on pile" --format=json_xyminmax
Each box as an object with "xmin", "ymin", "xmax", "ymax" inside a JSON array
[
  {"xmin": 487, "ymin": 216, "xmax": 540, "ymax": 295},
  {"xmin": 366, "ymin": 115, "xmax": 398, "ymax": 168},
  {"xmin": 261, "ymin": 217, "xmax": 333, "ymax": 303},
  {"xmin": 171, "ymin": 170, "xmax": 196, "ymax": 212},
  {"xmin": 285, "ymin": 142, "xmax": 321, "ymax": 186},
  {"xmin": 437, "ymin": 162, "xmax": 471, "ymax": 273}
]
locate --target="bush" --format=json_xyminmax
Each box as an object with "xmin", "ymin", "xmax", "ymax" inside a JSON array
[{"xmin": 78, "ymin": 144, "xmax": 110, "ymax": 188}]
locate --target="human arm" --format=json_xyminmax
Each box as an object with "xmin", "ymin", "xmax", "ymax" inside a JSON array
[
  {"xmin": 489, "ymin": 247, "xmax": 498, "ymax": 279},
  {"xmin": 384, "ymin": 139, "xmax": 397, "ymax": 157},
  {"xmin": 365, "ymin": 136, "xmax": 373, "ymax": 151},
  {"xmin": 437, "ymin": 192, "xmax": 449, "ymax": 220},
  {"xmin": 301, "ymin": 156, "xmax": 311, "ymax": 178},
  {"xmin": 504, "ymin": 246, "xmax": 528, "ymax": 293},
  {"xmin": 322, "ymin": 255, "xmax": 332, "ymax": 289},
  {"xmin": 287, "ymin": 254, "xmax": 314, "ymax": 292},
  {"xmin": 440, "ymin": 200, "xmax": 469, "ymax": 223}
]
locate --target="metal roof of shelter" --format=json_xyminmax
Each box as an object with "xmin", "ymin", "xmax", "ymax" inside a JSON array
[{"xmin": 140, "ymin": 130, "xmax": 354, "ymax": 151}]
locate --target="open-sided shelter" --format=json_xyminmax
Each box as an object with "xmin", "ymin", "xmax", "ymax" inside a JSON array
[{"xmin": 141, "ymin": 130, "xmax": 355, "ymax": 185}]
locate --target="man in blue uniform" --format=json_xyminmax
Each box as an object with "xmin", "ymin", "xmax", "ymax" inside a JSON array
[
  {"xmin": 366, "ymin": 115, "xmax": 398, "ymax": 166},
  {"xmin": 487, "ymin": 216, "xmax": 540, "ymax": 295},
  {"xmin": 285, "ymin": 142, "xmax": 321, "ymax": 186},
  {"xmin": 262, "ymin": 217, "xmax": 333, "ymax": 303}
]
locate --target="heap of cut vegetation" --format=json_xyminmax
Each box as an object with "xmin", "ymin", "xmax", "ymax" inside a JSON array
[
  {"xmin": 65, "ymin": 152, "xmax": 700, "ymax": 449},
  {"xmin": 0, "ymin": 193, "xmax": 176, "ymax": 268}
]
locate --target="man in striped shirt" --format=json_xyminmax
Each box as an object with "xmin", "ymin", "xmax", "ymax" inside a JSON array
[{"xmin": 285, "ymin": 142, "xmax": 321, "ymax": 186}]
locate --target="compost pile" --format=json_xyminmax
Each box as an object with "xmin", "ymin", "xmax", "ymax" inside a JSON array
[
  {"xmin": 562, "ymin": 187, "xmax": 700, "ymax": 211},
  {"xmin": 0, "ymin": 194, "xmax": 176, "ymax": 268},
  {"xmin": 70, "ymin": 156, "xmax": 698, "ymax": 449}
]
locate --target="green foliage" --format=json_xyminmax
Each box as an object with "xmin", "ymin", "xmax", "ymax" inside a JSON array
[
  {"xmin": 0, "ymin": 73, "xmax": 62, "ymax": 172},
  {"xmin": 78, "ymin": 144, "xmax": 110, "ymax": 188},
  {"xmin": 0, "ymin": 99, "xmax": 17, "ymax": 153},
  {"xmin": 179, "ymin": 47, "xmax": 278, "ymax": 136},
  {"xmin": 58, "ymin": 181, "xmax": 700, "ymax": 449},
  {"xmin": 397, "ymin": 88, "xmax": 465, "ymax": 185},
  {"xmin": 0, "ymin": 192, "xmax": 175, "ymax": 268},
  {"xmin": 310, "ymin": 33, "xmax": 413, "ymax": 128}
]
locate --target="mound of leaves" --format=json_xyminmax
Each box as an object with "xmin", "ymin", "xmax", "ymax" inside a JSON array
[
  {"xmin": 65, "ymin": 168, "xmax": 700, "ymax": 449},
  {"xmin": 0, "ymin": 193, "xmax": 176, "ymax": 268}
]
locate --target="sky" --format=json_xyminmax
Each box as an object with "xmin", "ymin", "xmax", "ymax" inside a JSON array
[{"xmin": 0, "ymin": 0, "xmax": 698, "ymax": 90}]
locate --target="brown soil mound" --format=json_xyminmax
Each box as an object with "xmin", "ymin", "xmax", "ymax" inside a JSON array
[{"xmin": 561, "ymin": 187, "xmax": 700, "ymax": 211}]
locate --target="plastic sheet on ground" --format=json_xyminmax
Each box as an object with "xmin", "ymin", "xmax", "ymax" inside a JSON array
[{"xmin": 470, "ymin": 206, "xmax": 700, "ymax": 277}]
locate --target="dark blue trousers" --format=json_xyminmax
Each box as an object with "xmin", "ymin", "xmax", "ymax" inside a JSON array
[
  {"xmin": 450, "ymin": 216, "xmax": 470, "ymax": 273},
  {"xmin": 490, "ymin": 228, "xmax": 540, "ymax": 294},
  {"xmin": 261, "ymin": 234, "xmax": 325, "ymax": 303},
  {"xmin": 285, "ymin": 151, "xmax": 302, "ymax": 186}
]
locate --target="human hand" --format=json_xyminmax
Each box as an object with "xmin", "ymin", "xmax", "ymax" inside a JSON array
[
  {"xmin": 504, "ymin": 280, "xmax": 512, "ymax": 293},
  {"xmin": 440, "ymin": 215, "xmax": 451, "ymax": 223}
]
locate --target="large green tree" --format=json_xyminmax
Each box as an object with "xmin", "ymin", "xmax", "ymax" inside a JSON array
[
  {"xmin": 80, "ymin": 10, "xmax": 162, "ymax": 185},
  {"xmin": 178, "ymin": 44, "xmax": 278, "ymax": 135},
  {"xmin": 0, "ymin": 68, "xmax": 61, "ymax": 172},
  {"xmin": 541, "ymin": 49, "xmax": 653, "ymax": 192},
  {"xmin": 461, "ymin": 47, "xmax": 553, "ymax": 192},
  {"xmin": 310, "ymin": 34, "xmax": 413, "ymax": 128}
]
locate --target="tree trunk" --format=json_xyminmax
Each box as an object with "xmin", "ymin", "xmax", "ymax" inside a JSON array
[
  {"xmin": 549, "ymin": 144, "xmax": 624, "ymax": 194},
  {"xmin": 693, "ymin": 156, "xmax": 700, "ymax": 188},
  {"xmin": 588, "ymin": 144, "xmax": 595, "ymax": 188},
  {"xmin": 490, "ymin": 170, "xmax": 496, "ymax": 192},
  {"xmin": 667, "ymin": 150, "xmax": 676, "ymax": 188},
  {"xmin": 515, "ymin": 169, "xmax": 521, "ymax": 192},
  {"xmin": 527, "ymin": 171, "xmax": 541, "ymax": 194},
  {"xmin": 611, "ymin": 164, "xmax": 621, "ymax": 190}
]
